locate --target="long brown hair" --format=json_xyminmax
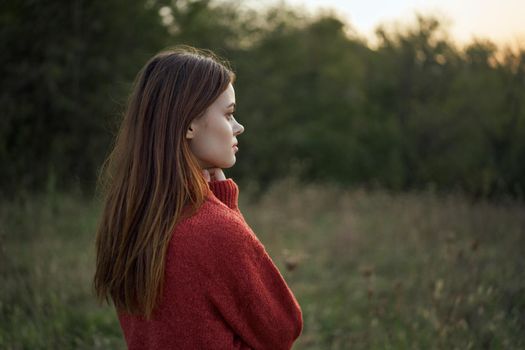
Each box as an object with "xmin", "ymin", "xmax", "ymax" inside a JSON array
[{"xmin": 93, "ymin": 46, "xmax": 235, "ymax": 318}]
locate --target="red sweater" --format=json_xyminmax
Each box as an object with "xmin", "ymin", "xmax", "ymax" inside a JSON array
[{"xmin": 117, "ymin": 178, "xmax": 303, "ymax": 349}]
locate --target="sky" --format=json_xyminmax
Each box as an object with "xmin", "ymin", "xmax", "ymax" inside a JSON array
[{"xmin": 249, "ymin": 0, "xmax": 525, "ymax": 49}]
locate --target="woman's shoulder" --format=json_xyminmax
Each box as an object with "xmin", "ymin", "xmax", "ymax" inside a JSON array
[
  {"xmin": 172, "ymin": 195, "xmax": 258, "ymax": 251},
  {"xmin": 182, "ymin": 193, "xmax": 242, "ymax": 227}
]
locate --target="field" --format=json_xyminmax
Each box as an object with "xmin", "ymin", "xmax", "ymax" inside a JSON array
[{"xmin": 1, "ymin": 179, "xmax": 524, "ymax": 349}]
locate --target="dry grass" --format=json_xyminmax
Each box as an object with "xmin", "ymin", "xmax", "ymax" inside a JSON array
[{"xmin": 1, "ymin": 179, "xmax": 524, "ymax": 349}]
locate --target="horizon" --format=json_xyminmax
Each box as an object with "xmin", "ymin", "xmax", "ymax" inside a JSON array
[{"xmin": 242, "ymin": 0, "xmax": 525, "ymax": 51}]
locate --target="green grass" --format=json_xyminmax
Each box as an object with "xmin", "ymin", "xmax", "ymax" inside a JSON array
[
  {"xmin": 1, "ymin": 179, "xmax": 524, "ymax": 349},
  {"xmin": 1, "ymin": 192, "xmax": 124, "ymax": 349}
]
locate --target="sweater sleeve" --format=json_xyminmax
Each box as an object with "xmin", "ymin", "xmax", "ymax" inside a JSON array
[{"xmin": 199, "ymin": 218, "xmax": 303, "ymax": 350}]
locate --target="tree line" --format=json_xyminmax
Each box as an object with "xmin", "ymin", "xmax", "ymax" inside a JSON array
[{"xmin": 2, "ymin": 0, "xmax": 524, "ymax": 199}]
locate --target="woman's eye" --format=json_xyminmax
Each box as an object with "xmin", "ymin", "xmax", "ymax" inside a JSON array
[{"xmin": 227, "ymin": 113, "xmax": 234, "ymax": 120}]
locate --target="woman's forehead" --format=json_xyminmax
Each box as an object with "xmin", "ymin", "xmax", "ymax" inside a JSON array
[{"xmin": 216, "ymin": 84, "xmax": 236, "ymax": 108}]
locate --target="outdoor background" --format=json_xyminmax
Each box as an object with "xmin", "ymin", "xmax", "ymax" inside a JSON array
[{"xmin": 1, "ymin": 0, "xmax": 524, "ymax": 349}]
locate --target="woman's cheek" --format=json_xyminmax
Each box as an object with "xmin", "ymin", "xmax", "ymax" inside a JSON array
[{"xmin": 205, "ymin": 135, "xmax": 227, "ymax": 162}]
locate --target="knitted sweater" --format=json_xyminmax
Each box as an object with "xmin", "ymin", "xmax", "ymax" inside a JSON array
[{"xmin": 117, "ymin": 178, "xmax": 303, "ymax": 349}]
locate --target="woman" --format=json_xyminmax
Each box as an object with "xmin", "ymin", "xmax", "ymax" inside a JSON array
[{"xmin": 93, "ymin": 46, "xmax": 303, "ymax": 349}]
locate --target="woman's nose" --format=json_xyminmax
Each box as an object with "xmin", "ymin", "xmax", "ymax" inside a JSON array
[{"xmin": 234, "ymin": 121, "xmax": 244, "ymax": 136}]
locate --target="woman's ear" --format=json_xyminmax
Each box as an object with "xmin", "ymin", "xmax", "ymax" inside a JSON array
[{"xmin": 186, "ymin": 123, "xmax": 197, "ymax": 139}]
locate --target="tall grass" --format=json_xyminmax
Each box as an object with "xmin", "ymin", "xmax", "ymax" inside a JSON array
[
  {"xmin": 1, "ymin": 179, "xmax": 524, "ymax": 349},
  {"xmin": 0, "ymin": 192, "xmax": 124, "ymax": 349}
]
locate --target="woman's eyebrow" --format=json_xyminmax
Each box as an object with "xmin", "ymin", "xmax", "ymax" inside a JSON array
[{"xmin": 226, "ymin": 102, "xmax": 236, "ymax": 109}]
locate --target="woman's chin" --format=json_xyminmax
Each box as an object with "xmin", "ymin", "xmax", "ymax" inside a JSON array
[
  {"xmin": 203, "ymin": 155, "xmax": 236, "ymax": 169},
  {"xmin": 221, "ymin": 156, "xmax": 236, "ymax": 169},
  {"xmin": 223, "ymin": 160, "xmax": 236, "ymax": 169}
]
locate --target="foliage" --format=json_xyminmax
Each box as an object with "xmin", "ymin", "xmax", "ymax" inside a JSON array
[
  {"xmin": 0, "ymin": 0, "xmax": 169, "ymax": 194},
  {"xmin": 1, "ymin": 1, "xmax": 524, "ymax": 199}
]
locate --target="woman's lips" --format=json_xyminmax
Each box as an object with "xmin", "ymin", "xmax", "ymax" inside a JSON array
[{"xmin": 233, "ymin": 145, "xmax": 239, "ymax": 152}]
